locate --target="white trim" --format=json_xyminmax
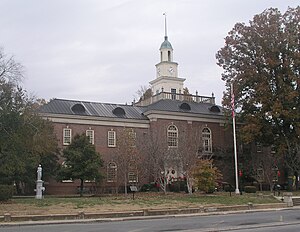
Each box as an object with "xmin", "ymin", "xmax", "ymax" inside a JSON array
[
  {"xmin": 86, "ymin": 129, "xmax": 94, "ymax": 145},
  {"xmin": 63, "ymin": 128, "xmax": 72, "ymax": 145},
  {"xmin": 145, "ymin": 111, "xmax": 226, "ymax": 123},
  {"xmin": 202, "ymin": 127, "xmax": 212, "ymax": 153},
  {"xmin": 108, "ymin": 130, "xmax": 116, "ymax": 147},
  {"xmin": 107, "ymin": 162, "xmax": 117, "ymax": 182},
  {"xmin": 167, "ymin": 124, "xmax": 178, "ymax": 148}
]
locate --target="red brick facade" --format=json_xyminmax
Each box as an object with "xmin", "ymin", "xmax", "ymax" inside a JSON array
[{"xmin": 43, "ymin": 109, "xmax": 235, "ymax": 195}]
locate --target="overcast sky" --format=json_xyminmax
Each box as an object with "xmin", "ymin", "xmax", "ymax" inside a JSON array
[{"xmin": 0, "ymin": 0, "xmax": 298, "ymax": 105}]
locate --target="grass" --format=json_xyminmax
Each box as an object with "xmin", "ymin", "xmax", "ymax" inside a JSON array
[
  {"xmin": 1, "ymin": 191, "xmax": 294, "ymax": 216},
  {"xmin": 11, "ymin": 191, "xmax": 279, "ymax": 208}
]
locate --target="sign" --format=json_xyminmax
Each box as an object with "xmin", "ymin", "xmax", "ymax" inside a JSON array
[{"xmin": 130, "ymin": 186, "xmax": 138, "ymax": 192}]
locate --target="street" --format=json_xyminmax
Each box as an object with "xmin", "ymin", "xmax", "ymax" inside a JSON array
[{"xmin": 0, "ymin": 208, "xmax": 300, "ymax": 232}]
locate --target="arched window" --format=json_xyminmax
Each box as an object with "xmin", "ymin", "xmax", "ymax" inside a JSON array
[
  {"xmin": 128, "ymin": 161, "xmax": 138, "ymax": 183},
  {"xmin": 168, "ymin": 51, "xmax": 171, "ymax": 61},
  {"xmin": 167, "ymin": 124, "xmax": 178, "ymax": 148},
  {"xmin": 202, "ymin": 127, "xmax": 212, "ymax": 153},
  {"xmin": 107, "ymin": 162, "xmax": 117, "ymax": 182}
]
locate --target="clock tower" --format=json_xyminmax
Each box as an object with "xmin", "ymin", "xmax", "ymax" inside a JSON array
[{"xmin": 150, "ymin": 14, "xmax": 185, "ymax": 96}]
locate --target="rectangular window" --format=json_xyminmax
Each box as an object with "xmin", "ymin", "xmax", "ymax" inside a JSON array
[
  {"xmin": 108, "ymin": 130, "xmax": 116, "ymax": 147},
  {"xmin": 171, "ymin": 88, "xmax": 176, "ymax": 100},
  {"xmin": 129, "ymin": 129, "xmax": 137, "ymax": 147},
  {"xmin": 270, "ymin": 145, "xmax": 276, "ymax": 154},
  {"xmin": 256, "ymin": 142, "xmax": 262, "ymax": 153},
  {"xmin": 63, "ymin": 128, "xmax": 72, "ymax": 145},
  {"xmin": 168, "ymin": 132, "xmax": 178, "ymax": 147},
  {"xmin": 86, "ymin": 130, "xmax": 94, "ymax": 144},
  {"xmin": 203, "ymin": 138, "xmax": 212, "ymax": 152},
  {"xmin": 107, "ymin": 163, "xmax": 117, "ymax": 182},
  {"xmin": 128, "ymin": 171, "xmax": 138, "ymax": 183}
]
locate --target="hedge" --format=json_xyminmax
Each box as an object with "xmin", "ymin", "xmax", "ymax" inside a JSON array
[
  {"xmin": 0, "ymin": 185, "xmax": 14, "ymax": 201},
  {"xmin": 244, "ymin": 186, "xmax": 257, "ymax": 193}
]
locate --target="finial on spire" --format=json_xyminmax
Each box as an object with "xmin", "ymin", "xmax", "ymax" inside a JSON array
[{"xmin": 163, "ymin": 12, "xmax": 167, "ymax": 39}]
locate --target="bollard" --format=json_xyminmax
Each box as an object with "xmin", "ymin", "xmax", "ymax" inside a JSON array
[
  {"xmin": 283, "ymin": 192, "xmax": 293, "ymax": 207},
  {"xmin": 4, "ymin": 213, "xmax": 11, "ymax": 222},
  {"xmin": 78, "ymin": 211, "xmax": 85, "ymax": 219}
]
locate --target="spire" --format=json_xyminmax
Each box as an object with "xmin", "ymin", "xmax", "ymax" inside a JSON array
[
  {"xmin": 163, "ymin": 12, "xmax": 167, "ymax": 40},
  {"xmin": 160, "ymin": 13, "xmax": 173, "ymax": 50}
]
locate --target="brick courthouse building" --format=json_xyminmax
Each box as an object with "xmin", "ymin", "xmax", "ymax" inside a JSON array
[{"xmin": 39, "ymin": 33, "xmax": 236, "ymax": 195}]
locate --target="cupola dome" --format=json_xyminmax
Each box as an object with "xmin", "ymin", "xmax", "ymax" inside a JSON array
[{"xmin": 160, "ymin": 36, "xmax": 173, "ymax": 50}]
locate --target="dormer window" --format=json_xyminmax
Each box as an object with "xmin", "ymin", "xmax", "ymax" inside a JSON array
[
  {"xmin": 71, "ymin": 103, "xmax": 86, "ymax": 114},
  {"xmin": 209, "ymin": 105, "xmax": 221, "ymax": 113},
  {"xmin": 112, "ymin": 107, "xmax": 126, "ymax": 117},
  {"xmin": 179, "ymin": 102, "xmax": 191, "ymax": 111}
]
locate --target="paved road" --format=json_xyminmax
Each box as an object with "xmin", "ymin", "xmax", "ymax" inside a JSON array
[{"xmin": 1, "ymin": 208, "xmax": 300, "ymax": 232}]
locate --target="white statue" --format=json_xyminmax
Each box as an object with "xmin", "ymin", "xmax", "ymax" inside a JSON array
[
  {"xmin": 35, "ymin": 164, "xmax": 45, "ymax": 199},
  {"xmin": 37, "ymin": 164, "xmax": 42, "ymax": 181}
]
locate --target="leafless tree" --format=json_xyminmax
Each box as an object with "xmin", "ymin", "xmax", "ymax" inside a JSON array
[
  {"xmin": 116, "ymin": 127, "xmax": 142, "ymax": 195},
  {"xmin": 138, "ymin": 127, "xmax": 169, "ymax": 193},
  {"xmin": 0, "ymin": 48, "xmax": 24, "ymax": 85},
  {"xmin": 177, "ymin": 125, "xmax": 204, "ymax": 194}
]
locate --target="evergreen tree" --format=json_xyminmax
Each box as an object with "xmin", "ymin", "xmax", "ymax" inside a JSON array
[
  {"xmin": 0, "ymin": 48, "xmax": 59, "ymax": 194},
  {"xmin": 58, "ymin": 134, "xmax": 103, "ymax": 196}
]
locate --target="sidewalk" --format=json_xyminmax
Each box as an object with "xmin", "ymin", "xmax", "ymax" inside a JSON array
[{"xmin": 0, "ymin": 202, "xmax": 288, "ymax": 226}]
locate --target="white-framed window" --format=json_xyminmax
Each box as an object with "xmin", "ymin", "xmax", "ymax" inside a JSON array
[
  {"xmin": 86, "ymin": 129, "xmax": 94, "ymax": 144},
  {"xmin": 167, "ymin": 124, "xmax": 178, "ymax": 148},
  {"xmin": 63, "ymin": 128, "xmax": 72, "ymax": 145},
  {"xmin": 108, "ymin": 130, "xmax": 116, "ymax": 147},
  {"xmin": 270, "ymin": 145, "xmax": 276, "ymax": 154},
  {"xmin": 256, "ymin": 142, "xmax": 262, "ymax": 153},
  {"xmin": 128, "ymin": 171, "xmax": 138, "ymax": 183},
  {"xmin": 128, "ymin": 161, "xmax": 138, "ymax": 183},
  {"xmin": 107, "ymin": 162, "xmax": 117, "ymax": 182},
  {"xmin": 128, "ymin": 129, "xmax": 137, "ymax": 147},
  {"xmin": 202, "ymin": 127, "xmax": 212, "ymax": 153},
  {"xmin": 171, "ymin": 88, "xmax": 176, "ymax": 100},
  {"xmin": 61, "ymin": 161, "xmax": 73, "ymax": 182}
]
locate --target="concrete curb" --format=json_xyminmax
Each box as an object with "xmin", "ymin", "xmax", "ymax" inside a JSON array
[{"xmin": 0, "ymin": 203, "xmax": 288, "ymax": 226}]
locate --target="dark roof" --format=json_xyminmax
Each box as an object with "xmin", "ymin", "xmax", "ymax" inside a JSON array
[
  {"xmin": 39, "ymin": 99, "xmax": 148, "ymax": 120},
  {"xmin": 143, "ymin": 99, "xmax": 223, "ymax": 116},
  {"xmin": 39, "ymin": 98, "xmax": 223, "ymax": 120}
]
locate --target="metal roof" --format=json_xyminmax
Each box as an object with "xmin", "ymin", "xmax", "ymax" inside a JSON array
[
  {"xmin": 143, "ymin": 99, "xmax": 224, "ymax": 116},
  {"xmin": 39, "ymin": 99, "xmax": 148, "ymax": 120},
  {"xmin": 39, "ymin": 98, "xmax": 224, "ymax": 120}
]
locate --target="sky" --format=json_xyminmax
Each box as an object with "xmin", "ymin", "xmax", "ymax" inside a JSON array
[{"xmin": 0, "ymin": 0, "xmax": 298, "ymax": 105}]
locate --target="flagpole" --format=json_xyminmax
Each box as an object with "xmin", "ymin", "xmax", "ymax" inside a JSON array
[{"xmin": 231, "ymin": 84, "xmax": 240, "ymax": 194}]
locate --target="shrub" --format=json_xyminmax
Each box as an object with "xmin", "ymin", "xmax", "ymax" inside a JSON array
[
  {"xmin": 140, "ymin": 183, "xmax": 159, "ymax": 192},
  {"xmin": 169, "ymin": 182, "xmax": 181, "ymax": 192},
  {"xmin": 141, "ymin": 184, "xmax": 151, "ymax": 192},
  {"xmin": 192, "ymin": 159, "xmax": 222, "ymax": 193},
  {"xmin": 244, "ymin": 186, "xmax": 256, "ymax": 193},
  {"xmin": 0, "ymin": 185, "xmax": 14, "ymax": 201},
  {"xmin": 224, "ymin": 184, "xmax": 235, "ymax": 192}
]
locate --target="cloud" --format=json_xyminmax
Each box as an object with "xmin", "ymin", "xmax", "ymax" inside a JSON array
[{"xmin": 0, "ymin": 0, "xmax": 298, "ymax": 105}]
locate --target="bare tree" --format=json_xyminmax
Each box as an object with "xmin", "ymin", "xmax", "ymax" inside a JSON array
[
  {"xmin": 138, "ymin": 127, "xmax": 169, "ymax": 193},
  {"xmin": 135, "ymin": 85, "xmax": 152, "ymax": 102},
  {"xmin": 177, "ymin": 125, "xmax": 204, "ymax": 194},
  {"xmin": 116, "ymin": 128, "xmax": 142, "ymax": 195},
  {"xmin": 0, "ymin": 48, "xmax": 24, "ymax": 84}
]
